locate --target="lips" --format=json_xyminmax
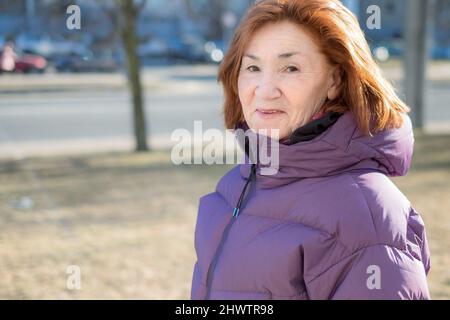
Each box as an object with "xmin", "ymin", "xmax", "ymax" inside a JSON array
[
  {"xmin": 259, "ymin": 110, "xmax": 282, "ymax": 113},
  {"xmin": 256, "ymin": 108, "xmax": 285, "ymax": 119}
]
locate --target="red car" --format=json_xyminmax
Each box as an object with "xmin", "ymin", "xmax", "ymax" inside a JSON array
[{"xmin": 14, "ymin": 52, "xmax": 47, "ymax": 73}]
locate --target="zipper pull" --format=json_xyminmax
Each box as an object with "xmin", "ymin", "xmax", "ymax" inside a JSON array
[{"xmin": 232, "ymin": 164, "xmax": 257, "ymax": 219}]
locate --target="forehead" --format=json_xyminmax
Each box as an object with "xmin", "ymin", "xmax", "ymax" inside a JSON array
[{"xmin": 243, "ymin": 21, "xmax": 321, "ymax": 59}]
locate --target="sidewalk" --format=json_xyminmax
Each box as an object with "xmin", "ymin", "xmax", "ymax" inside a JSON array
[{"xmin": 0, "ymin": 64, "xmax": 220, "ymax": 93}]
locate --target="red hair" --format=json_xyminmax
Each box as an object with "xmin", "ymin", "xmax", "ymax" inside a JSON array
[{"xmin": 217, "ymin": 0, "xmax": 410, "ymax": 136}]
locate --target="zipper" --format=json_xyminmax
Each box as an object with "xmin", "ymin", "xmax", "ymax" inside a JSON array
[{"xmin": 204, "ymin": 163, "xmax": 257, "ymax": 299}]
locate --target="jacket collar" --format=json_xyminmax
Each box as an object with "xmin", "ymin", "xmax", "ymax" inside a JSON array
[{"xmin": 234, "ymin": 111, "xmax": 414, "ymax": 189}]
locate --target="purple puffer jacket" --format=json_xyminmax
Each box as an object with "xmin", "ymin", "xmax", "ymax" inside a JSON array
[{"xmin": 190, "ymin": 111, "xmax": 431, "ymax": 300}]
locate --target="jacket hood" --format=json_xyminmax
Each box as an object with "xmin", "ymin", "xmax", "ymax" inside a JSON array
[{"xmin": 237, "ymin": 111, "xmax": 414, "ymax": 188}]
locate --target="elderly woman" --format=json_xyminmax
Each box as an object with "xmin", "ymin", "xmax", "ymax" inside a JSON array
[{"xmin": 190, "ymin": 0, "xmax": 430, "ymax": 300}]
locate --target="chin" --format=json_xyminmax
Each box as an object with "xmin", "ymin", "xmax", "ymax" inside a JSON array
[{"xmin": 250, "ymin": 124, "xmax": 287, "ymax": 140}]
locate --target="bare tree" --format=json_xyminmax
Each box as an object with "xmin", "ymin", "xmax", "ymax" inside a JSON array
[
  {"xmin": 117, "ymin": 0, "xmax": 148, "ymax": 151},
  {"xmin": 99, "ymin": 0, "xmax": 149, "ymax": 152}
]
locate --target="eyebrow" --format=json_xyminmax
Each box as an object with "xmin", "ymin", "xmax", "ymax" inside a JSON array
[{"xmin": 243, "ymin": 52, "xmax": 302, "ymax": 60}]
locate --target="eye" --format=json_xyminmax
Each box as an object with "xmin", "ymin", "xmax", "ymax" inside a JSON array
[
  {"xmin": 246, "ymin": 65, "xmax": 260, "ymax": 72},
  {"xmin": 285, "ymin": 66, "xmax": 299, "ymax": 73}
]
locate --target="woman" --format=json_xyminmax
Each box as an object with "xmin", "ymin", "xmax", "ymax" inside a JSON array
[{"xmin": 190, "ymin": 0, "xmax": 430, "ymax": 300}]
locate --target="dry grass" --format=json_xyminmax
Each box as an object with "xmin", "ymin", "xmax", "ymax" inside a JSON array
[
  {"xmin": 392, "ymin": 132, "xmax": 450, "ymax": 299},
  {"xmin": 0, "ymin": 133, "xmax": 449, "ymax": 299}
]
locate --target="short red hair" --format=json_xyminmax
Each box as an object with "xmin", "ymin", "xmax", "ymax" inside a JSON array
[{"xmin": 217, "ymin": 0, "xmax": 410, "ymax": 136}]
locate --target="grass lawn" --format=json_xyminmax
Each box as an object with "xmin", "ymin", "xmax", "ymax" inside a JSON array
[{"xmin": 0, "ymin": 132, "xmax": 449, "ymax": 299}]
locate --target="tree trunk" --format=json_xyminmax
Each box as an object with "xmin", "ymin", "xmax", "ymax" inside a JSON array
[{"xmin": 120, "ymin": 0, "xmax": 149, "ymax": 151}]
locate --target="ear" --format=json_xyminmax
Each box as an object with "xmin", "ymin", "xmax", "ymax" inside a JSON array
[{"xmin": 327, "ymin": 66, "xmax": 343, "ymax": 101}]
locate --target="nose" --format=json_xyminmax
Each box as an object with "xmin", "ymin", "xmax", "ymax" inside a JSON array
[{"xmin": 255, "ymin": 73, "xmax": 282, "ymax": 100}]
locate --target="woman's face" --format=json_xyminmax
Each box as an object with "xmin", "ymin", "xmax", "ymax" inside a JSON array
[{"xmin": 238, "ymin": 21, "xmax": 341, "ymax": 140}]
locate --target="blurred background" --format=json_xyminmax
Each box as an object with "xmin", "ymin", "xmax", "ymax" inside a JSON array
[{"xmin": 0, "ymin": 0, "xmax": 449, "ymax": 299}]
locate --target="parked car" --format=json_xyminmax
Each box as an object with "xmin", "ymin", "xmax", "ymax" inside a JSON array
[
  {"xmin": 166, "ymin": 36, "xmax": 217, "ymax": 63},
  {"xmin": 14, "ymin": 52, "xmax": 47, "ymax": 73},
  {"xmin": 179, "ymin": 35, "xmax": 209, "ymax": 63},
  {"xmin": 53, "ymin": 50, "xmax": 118, "ymax": 73},
  {"xmin": 138, "ymin": 38, "xmax": 169, "ymax": 58},
  {"xmin": 15, "ymin": 33, "xmax": 88, "ymax": 60}
]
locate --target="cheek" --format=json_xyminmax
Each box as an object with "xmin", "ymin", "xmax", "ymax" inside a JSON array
[
  {"xmin": 284, "ymin": 78, "xmax": 323, "ymax": 108},
  {"xmin": 238, "ymin": 78, "xmax": 256, "ymax": 106},
  {"xmin": 282, "ymin": 81, "xmax": 311, "ymax": 112}
]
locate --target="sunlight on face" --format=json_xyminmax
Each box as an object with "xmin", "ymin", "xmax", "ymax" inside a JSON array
[{"xmin": 238, "ymin": 21, "xmax": 337, "ymax": 140}]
